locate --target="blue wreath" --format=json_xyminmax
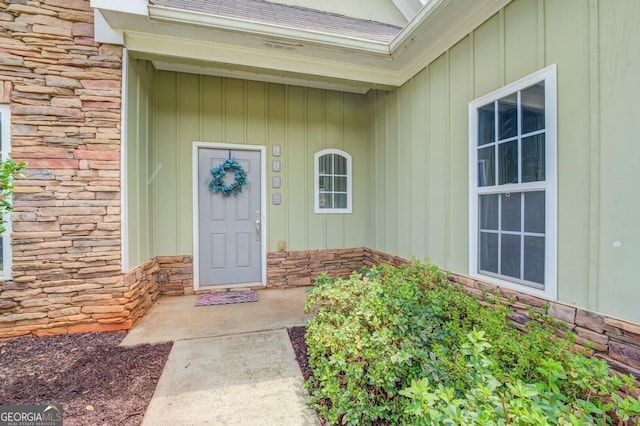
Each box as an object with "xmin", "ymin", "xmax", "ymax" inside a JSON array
[{"xmin": 208, "ymin": 158, "xmax": 248, "ymax": 197}]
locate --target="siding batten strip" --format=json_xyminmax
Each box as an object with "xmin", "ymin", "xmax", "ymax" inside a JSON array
[{"xmin": 587, "ymin": 0, "xmax": 600, "ymax": 311}]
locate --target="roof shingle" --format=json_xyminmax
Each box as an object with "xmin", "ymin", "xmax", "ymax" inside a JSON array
[{"xmin": 149, "ymin": 0, "xmax": 402, "ymax": 44}]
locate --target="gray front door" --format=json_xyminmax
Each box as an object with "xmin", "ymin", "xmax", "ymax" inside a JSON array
[{"xmin": 198, "ymin": 148, "xmax": 262, "ymax": 285}]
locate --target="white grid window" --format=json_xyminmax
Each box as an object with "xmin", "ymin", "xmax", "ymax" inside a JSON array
[
  {"xmin": 314, "ymin": 149, "xmax": 352, "ymax": 214},
  {"xmin": 469, "ymin": 65, "xmax": 557, "ymax": 299}
]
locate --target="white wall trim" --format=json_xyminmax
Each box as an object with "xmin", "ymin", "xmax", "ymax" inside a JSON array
[
  {"xmin": 468, "ymin": 64, "xmax": 558, "ymax": 300},
  {"xmin": 314, "ymin": 148, "xmax": 353, "ymax": 214},
  {"xmin": 90, "ymin": 0, "xmax": 149, "ymax": 16},
  {"xmin": 93, "ymin": 10, "xmax": 124, "ymax": 45},
  {"xmin": 192, "ymin": 142, "xmax": 267, "ymax": 291},
  {"xmin": 391, "ymin": 0, "xmax": 423, "ymax": 20},
  {"xmin": 120, "ymin": 49, "xmax": 129, "ymax": 272},
  {"xmin": 0, "ymin": 105, "xmax": 13, "ymax": 280}
]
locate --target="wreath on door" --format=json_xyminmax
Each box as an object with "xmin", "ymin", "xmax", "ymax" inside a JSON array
[{"xmin": 208, "ymin": 158, "xmax": 248, "ymax": 197}]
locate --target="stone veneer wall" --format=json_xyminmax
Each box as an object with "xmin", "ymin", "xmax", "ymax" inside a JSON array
[
  {"xmin": 156, "ymin": 255, "xmax": 193, "ymax": 296},
  {"xmin": 148, "ymin": 249, "xmax": 366, "ymax": 297},
  {"xmin": 363, "ymin": 248, "xmax": 640, "ymax": 379},
  {"xmin": 267, "ymin": 248, "xmax": 364, "ymax": 288},
  {"xmin": 0, "ymin": 0, "xmax": 162, "ymax": 337}
]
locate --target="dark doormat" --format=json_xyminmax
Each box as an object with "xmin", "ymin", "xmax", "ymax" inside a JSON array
[{"xmin": 196, "ymin": 290, "xmax": 258, "ymax": 306}]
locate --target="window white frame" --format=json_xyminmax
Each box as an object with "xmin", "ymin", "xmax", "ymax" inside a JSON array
[
  {"xmin": 314, "ymin": 149, "xmax": 352, "ymax": 214},
  {"xmin": 0, "ymin": 105, "xmax": 13, "ymax": 280},
  {"xmin": 468, "ymin": 64, "xmax": 557, "ymax": 299}
]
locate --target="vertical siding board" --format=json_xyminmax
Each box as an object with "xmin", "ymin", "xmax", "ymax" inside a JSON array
[
  {"xmin": 177, "ymin": 73, "xmax": 200, "ymax": 253},
  {"xmin": 142, "ymin": 62, "xmax": 154, "ymax": 261},
  {"xmin": 325, "ymin": 91, "xmax": 346, "ymax": 248},
  {"xmin": 410, "ymin": 70, "xmax": 429, "ymax": 259},
  {"xmin": 126, "ymin": 59, "xmax": 141, "ymax": 266},
  {"xmin": 267, "ymin": 84, "xmax": 287, "ymax": 252},
  {"xmin": 202, "ymin": 76, "xmax": 223, "ymax": 142},
  {"xmin": 224, "ymin": 79, "xmax": 246, "ymax": 144},
  {"xmin": 365, "ymin": 91, "xmax": 377, "ymax": 249},
  {"xmin": 396, "ymin": 83, "xmax": 412, "ymax": 258},
  {"xmin": 344, "ymin": 92, "xmax": 367, "ymax": 247},
  {"xmin": 385, "ymin": 91, "xmax": 398, "ymax": 254},
  {"xmin": 286, "ymin": 86, "xmax": 308, "ymax": 249},
  {"xmin": 246, "ymin": 81, "xmax": 267, "ymax": 146},
  {"xmin": 473, "ymin": 14, "xmax": 502, "ymax": 97},
  {"xmin": 545, "ymin": 0, "xmax": 591, "ymax": 306},
  {"xmin": 374, "ymin": 91, "xmax": 387, "ymax": 250},
  {"xmin": 306, "ymin": 88, "xmax": 326, "ymax": 248},
  {"xmin": 596, "ymin": 0, "xmax": 640, "ymax": 319},
  {"xmin": 427, "ymin": 54, "xmax": 448, "ymax": 266},
  {"xmin": 448, "ymin": 36, "xmax": 472, "ymax": 274},
  {"xmin": 154, "ymin": 71, "xmax": 178, "ymax": 256},
  {"xmin": 504, "ymin": 0, "xmax": 539, "ymax": 83}
]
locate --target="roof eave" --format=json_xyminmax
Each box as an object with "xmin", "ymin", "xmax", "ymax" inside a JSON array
[
  {"xmin": 148, "ymin": 4, "xmax": 393, "ymax": 57},
  {"xmin": 93, "ymin": 0, "xmax": 514, "ymax": 92}
]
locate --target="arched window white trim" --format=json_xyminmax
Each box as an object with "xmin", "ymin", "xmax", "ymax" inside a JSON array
[{"xmin": 314, "ymin": 149, "xmax": 352, "ymax": 214}]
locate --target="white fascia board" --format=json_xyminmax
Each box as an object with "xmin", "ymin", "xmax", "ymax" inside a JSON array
[
  {"xmin": 91, "ymin": 0, "xmax": 149, "ymax": 16},
  {"xmin": 125, "ymin": 31, "xmax": 403, "ymax": 87},
  {"xmin": 94, "ymin": 10, "xmax": 124, "ymax": 45},
  {"xmin": 391, "ymin": 0, "xmax": 424, "ymax": 20},
  {"xmin": 392, "ymin": 0, "xmax": 513, "ymax": 82},
  {"xmin": 147, "ymin": 5, "xmax": 390, "ymax": 56}
]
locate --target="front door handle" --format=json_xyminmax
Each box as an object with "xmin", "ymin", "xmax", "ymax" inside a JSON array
[{"xmin": 255, "ymin": 219, "xmax": 261, "ymax": 241}]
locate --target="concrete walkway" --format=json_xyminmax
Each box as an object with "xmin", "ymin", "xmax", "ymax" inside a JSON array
[{"xmin": 121, "ymin": 288, "xmax": 320, "ymax": 425}]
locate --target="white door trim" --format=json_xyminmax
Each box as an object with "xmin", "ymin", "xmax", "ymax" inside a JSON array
[{"xmin": 192, "ymin": 142, "xmax": 267, "ymax": 291}]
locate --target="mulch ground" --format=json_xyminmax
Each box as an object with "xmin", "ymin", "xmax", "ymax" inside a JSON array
[
  {"xmin": 288, "ymin": 325, "xmax": 312, "ymax": 381},
  {"xmin": 0, "ymin": 327, "xmax": 310, "ymax": 425},
  {"xmin": 0, "ymin": 332, "xmax": 172, "ymax": 426}
]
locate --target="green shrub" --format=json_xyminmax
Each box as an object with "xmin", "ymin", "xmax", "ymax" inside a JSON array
[
  {"xmin": 304, "ymin": 261, "xmax": 640, "ymax": 425},
  {"xmin": 0, "ymin": 158, "xmax": 25, "ymax": 234}
]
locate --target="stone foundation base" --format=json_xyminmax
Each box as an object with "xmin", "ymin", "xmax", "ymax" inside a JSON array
[
  {"xmin": 0, "ymin": 260, "xmax": 159, "ymax": 338},
  {"xmin": 267, "ymin": 248, "xmax": 364, "ymax": 287}
]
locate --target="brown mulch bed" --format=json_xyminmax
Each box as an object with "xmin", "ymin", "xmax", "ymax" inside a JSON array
[
  {"xmin": 0, "ymin": 332, "xmax": 172, "ymax": 426},
  {"xmin": 288, "ymin": 325, "xmax": 312, "ymax": 381}
]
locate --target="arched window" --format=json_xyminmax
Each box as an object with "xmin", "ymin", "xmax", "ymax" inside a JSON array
[{"xmin": 314, "ymin": 149, "xmax": 352, "ymax": 214}]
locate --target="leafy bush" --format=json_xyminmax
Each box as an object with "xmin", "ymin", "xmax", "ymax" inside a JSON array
[
  {"xmin": 304, "ymin": 261, "xmax": 640, "ymax": 425},
  {"xmin": 0, "ymin": 158, "xmax": 25, "ymax": 234}
]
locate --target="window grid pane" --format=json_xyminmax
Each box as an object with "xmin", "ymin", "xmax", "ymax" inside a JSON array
[
  {"xmin": 317, "ymin": 152, "xmax": 349, "ymax": 212},
  {"xmin": 475, "ymin": 78, "xmax": 547, "ymax": 289},
  {"xmin": 478, "ymin": 189, "xmax": 546, "ymax": 287}
]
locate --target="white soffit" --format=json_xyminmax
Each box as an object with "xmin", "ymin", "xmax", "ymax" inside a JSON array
[
  {"xmin": 151, "ymin": 60, "xmax": 372, "ymax": 94},
  {"xmin": 95, "ymin": 0, "xmax": 512, "ymax": 91}
]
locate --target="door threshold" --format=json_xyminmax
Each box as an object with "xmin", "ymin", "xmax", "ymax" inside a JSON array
[{"xmin": 195, "ymin": 281, "xmax": 265, "ymax": 293}]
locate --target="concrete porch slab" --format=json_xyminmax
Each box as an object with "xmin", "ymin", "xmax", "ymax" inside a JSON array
[
  {"xmin": 141, "ymin": 329, "xmax": 320, "ymax": 425},
  {"xmin": 121, "ymin": 287, "xmax": 313, "ymax": 346}
]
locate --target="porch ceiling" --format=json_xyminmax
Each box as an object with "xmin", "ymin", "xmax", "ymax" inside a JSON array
[{"xmin": 91, "ymin": 0, "xmax": 511, "ymax": 93}]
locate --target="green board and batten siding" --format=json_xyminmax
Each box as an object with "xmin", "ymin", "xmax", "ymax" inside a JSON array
[
  {"xmin": 366, "ymin": 0, "xmax": 640, "ymax": 322},
  {"xmin": 127, "ymin": 70, "xmax": 368, "ymax": 267},
  {"xmin": 126, "ymin": 58, "xmax": 155, "ymax": 269},
  {"xmin": 127, "ymin": 0, "xmax": 640, "ymax": 323}
]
